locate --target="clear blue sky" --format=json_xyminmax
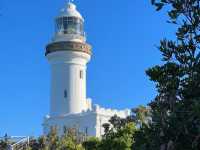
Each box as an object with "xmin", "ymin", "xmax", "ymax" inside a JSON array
[{"xmin": 0, "ymin": 0, "xmax": 175, "ymax": 136}]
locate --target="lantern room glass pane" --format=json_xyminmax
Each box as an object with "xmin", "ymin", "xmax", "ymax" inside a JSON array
[{"xmin": 56, "ymin": 17, "xmax": 84, "ymax": 36}]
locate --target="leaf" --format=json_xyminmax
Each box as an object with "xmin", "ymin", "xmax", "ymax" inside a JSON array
[
  {"xmin": 195, "ymin": 52, "xmax": 200, "ymax": 64},
  {"xmin": 168, "ymin": 10, "xmax": 179, "ymax": 20},
  {"xmin": 155, "ymin": 3, "xmax": 164, "ymax": 11}
]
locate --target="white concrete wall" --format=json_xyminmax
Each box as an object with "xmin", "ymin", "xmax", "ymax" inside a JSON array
[
  {"xmin": 43, "ymin": 112, "xmax": 97, "ymax": 137},
  {"xmin": 43, "ymin": 105, "xmax": 131, "ymax": 137},
  {"xmin": 47, "ymin": 51, "xmax": 91, "ymax": 117}
]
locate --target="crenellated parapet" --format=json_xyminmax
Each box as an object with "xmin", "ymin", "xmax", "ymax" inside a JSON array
[{"xmin": 92, "ymin": 104, "xmax": 131, "ymax": 118}]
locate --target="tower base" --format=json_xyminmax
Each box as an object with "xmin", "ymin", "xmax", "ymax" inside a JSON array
[{"xmin": 43, "ymin": 103, "xmax": 130, "ymax": 137}]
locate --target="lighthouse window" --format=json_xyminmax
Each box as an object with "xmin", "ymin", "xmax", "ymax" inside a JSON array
[
  {"xmin": 55, "ymin": 18, "xmax": 63, "ymax": 32},
  {"xmin": 80, "ymin": 70, "xmax": 83, "ymax": 79},
  {"xmin": 64, "ymin": 90, "xmax": 67, "ymax": 98},
  {"xmin": 56, "ymin": 17, "xmax": 84, "ymax": 36}
]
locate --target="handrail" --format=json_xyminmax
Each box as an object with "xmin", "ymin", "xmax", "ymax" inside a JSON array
[
  {"xmin": 6, "ymin": 136, "xmax": 29, "ymax": 150},
  {"xmin": 11, "ymin": 137, "xmax": 29, "ymax": 147}
]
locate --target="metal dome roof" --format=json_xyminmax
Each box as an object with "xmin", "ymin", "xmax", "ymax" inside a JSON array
[{"xmin": 58, "ymin": 2, "xmax": 83, "ymax": 20}]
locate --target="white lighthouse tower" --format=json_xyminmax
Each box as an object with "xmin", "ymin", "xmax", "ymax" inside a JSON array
[
  {"xmin": 43, "ymin": 2, "xmax": 130, "ymax": 137},
  {"xmin": 46, "ymin": 2, "xmax": 92, "ymax": 117}
]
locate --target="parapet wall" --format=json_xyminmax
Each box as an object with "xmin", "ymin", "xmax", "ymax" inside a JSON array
[{"xmin": 92, "ymin": 104, "xmax": 131, "ymax": 118}]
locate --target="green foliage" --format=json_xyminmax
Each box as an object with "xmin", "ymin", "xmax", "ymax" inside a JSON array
[
  {"xmin": 0, "ymin": 140, "xmax": 8, "ymax": 150},
  {"xmin": 132, "ymin": 105, "xmax": 151, "ymax": 127},
  {"xmin": 0, "ymin": 134, "xmax": 10, "ymax": 150},
  {"xmin": 133, "ymin": 0, "xmax": 200, "ymax": 149},
  {"xmin": 29, "ymin": 127, "xmax": 84, "ymax": 150},
  {"xmin": 99, "ymin": 116, "xmax": 137, "ymax": 150},
  {"xmin": 82, "ymin": 137, "xmax": 100, "ymax": 150},
  {"xmin": 29, "ymin": 136, "xmax": 48, "ymax": 150},
  {"xmin": 47, "ymin": 127, "xmax": 60, "ymax": 150},
  {"xmin": 58, "ymin": 128, "xmax": 84, "ymax": 150}
]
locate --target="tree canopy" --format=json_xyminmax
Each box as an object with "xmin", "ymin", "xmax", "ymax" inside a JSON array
[{"xmin": 133, "ymin": 0, "xmax": 200, "ymax": 149}]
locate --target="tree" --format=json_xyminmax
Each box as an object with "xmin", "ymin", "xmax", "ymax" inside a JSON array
[
  {"xmin": 99, "ymin": 116, "xmax": 137, "ymax": 150},
  {"xmin": 29, "ymin": 127, "xmax": 85, "ymax": 150},
  {"xmin": 58, "ymin": 128, "xmax": 84, "ymax": 150},
  {"xmin": 29, "ymin": 136, "xmax": 48, "ymax": 150},
  {"xmin": 0, "ymin": 134, "xmax": 10, "ymax": 150},
  {"xmin": 82, "ymin": 137, "xmax": 101, "ymax": 150},
  {"xmin": 46, "ymin": 127, "xmax": 60, "ymax": 150},
  {"xmin": 132, "ymin": 105, "xmax": 151, "ymax": 127},
  {"xmin": 0, "ymin": 140, "xmax": 8, "ymax": 150},
  {"xmin": 134, "ymin": 0, "xmax": 200, "ymax": 149}
]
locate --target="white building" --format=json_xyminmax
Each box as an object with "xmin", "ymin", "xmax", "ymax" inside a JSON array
[{"xmin": 43, "ymin": 2, "xmax": 130, "ymax": 137}]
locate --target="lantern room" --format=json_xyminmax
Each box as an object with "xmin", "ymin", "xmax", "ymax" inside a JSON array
[{"xmin": 53, "ymin": 2, "xmax": 86, "ymax": 43}]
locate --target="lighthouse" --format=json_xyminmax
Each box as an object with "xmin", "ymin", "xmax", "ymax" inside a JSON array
[
  {"xmin": 46, "ymin": 2, "xmax": 92, "ymax": 117},
  {"xmin": 43, "ymin": 2, "xmax": 130, "ymax": 137}
]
